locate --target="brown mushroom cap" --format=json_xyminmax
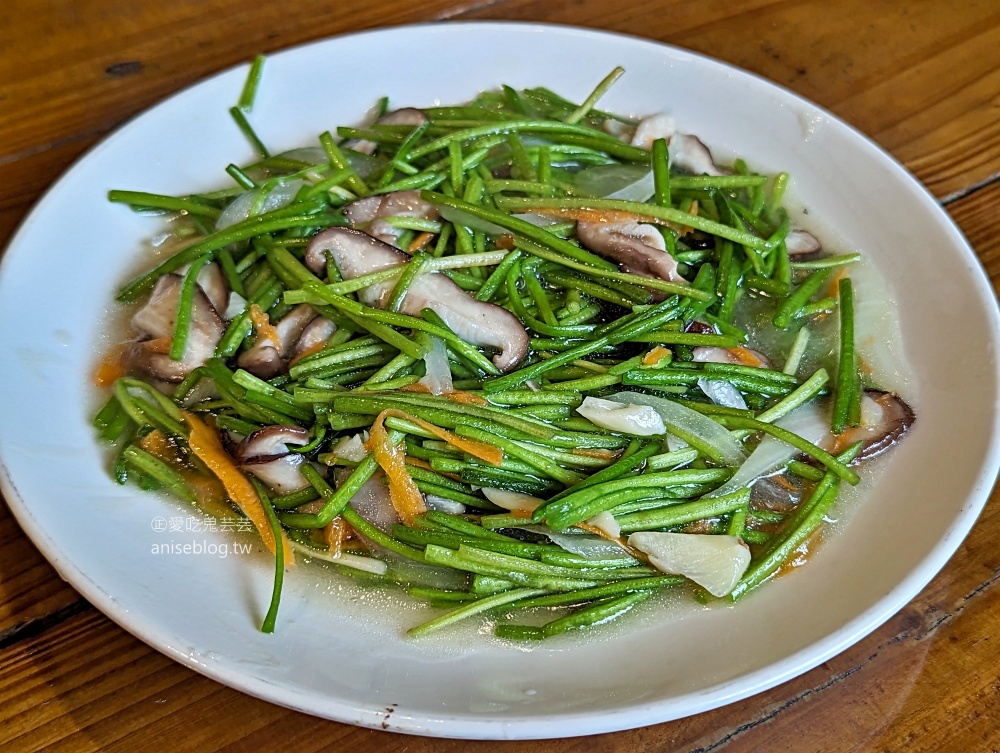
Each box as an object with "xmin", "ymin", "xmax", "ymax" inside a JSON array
[
  {"xmin": 236, "ymin": 304, "xmax": 323, "ymax": 378},
  {"xmin": 294, "ymin": 316, "xmax": 337, "ymax": 359},
  {"xmin": 129, "ymin": 274, "xmax": 224, "ymax": 382},
  {"xmin": 305, "ymin": 227, "xmax": 529, "ymax": 372},
  {"xmin": 346, "ymin": 108, "xmax": 428, "ymax": 156},
  {"xmin": 236, "ymin": 425, "xmax": 312, "ymax": 494},
  {"xmin": 842, "ymin": 390, "xmax": 915, "ymax": 460},
  {"xmin": 343, "ymin": 189, "xmax": 440, "ymax": 248},
  {"xmin": 669, "ymin": 134, "xmax": 724, "ymax": 177},
  {"xmin": 785, "ymin": 229, "xmax": 823, "ymax": 259},
  {"xmin": 576, "ymin": 220, "xmax": 683, "ymax": 284}
]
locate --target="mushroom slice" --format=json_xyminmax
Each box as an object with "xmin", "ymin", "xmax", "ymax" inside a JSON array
[
  {"xmin": 629, "ymin": 113, "xmax": 676, "ymax": 150},
  {"xmin": 692, "ymin": 345, "xmax": 773, "ymax": 369},
  {"xmin": 130, "ymin": 274, "xmax": 224, "ymax": 382},
  {"xmin": 343, "ymin": 189, "xmax": 440, "ymax": 248},
  {"xmin": 347, "ymin": 108, "xmax": 427, "ymax": 156},
  {"xmin": 837, "ymin": 390, "xmax": 915, "ymax": 460},
  {"xmin": 577, "ymin": 220, "xmax": 684, "ymax": 283},
  {"xmin": 195, "ymin": 262, "xmax": 228, "ymax": 314},
  {"xmin": 293, "ymin": 316, "xmax": 337, "ymax": 360},
  {"xmin": 305, "ymin": 228, "xmax": 530, "ymax": 372},
  {"xmin": 236, "ymin": 425, "xmax": 311, "ymax": 494},
  {"xmin": 784, "ymin": 229, "xmax": 823, "ymax": 258},
  {"xmin": 237, "ymin": 304, "xmax": 318, "ymax": 379},
  {"xmin": 669, "ymin": 134, "xmax": 724, "ymax": 177}
]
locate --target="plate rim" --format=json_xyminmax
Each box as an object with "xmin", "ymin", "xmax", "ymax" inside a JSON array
[{"xmin": 2, "ymin": 20, "xmax": 999, "ymax": 740}]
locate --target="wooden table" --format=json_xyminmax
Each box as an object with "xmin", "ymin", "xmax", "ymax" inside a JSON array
[{"xmin": 2, "ymin": 1, "xmax": 998, "ymax": 750}]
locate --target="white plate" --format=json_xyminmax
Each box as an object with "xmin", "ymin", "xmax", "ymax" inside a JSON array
[{"xmin": 1, "ymin": 22, "xmax": 998, "ymax": 740}]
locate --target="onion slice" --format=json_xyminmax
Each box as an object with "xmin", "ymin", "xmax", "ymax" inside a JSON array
[
  {"xmin": 698, "ymin": 377, "xmax": 748, "ymax": 410},
  {"xmin": 418, "ymin": 336, "xmax": 453, "ymax": 396},
  {"xmin": 628, "ymin": 532, "xmax": 750, "ymax": 597},
  {"xmin": 216, "ymin": 179, "xmax": 306, "ymax": 231},
  {"xmin": 577, "ymin": 396, "xmax": 666, "ymax": 436},
  {"xmin": 607, "ymin": 391, "xmax": 747, "ymax": 466},
  {"xmin": 573, "ymin": 164, "xmax": 655, "ymax": 202},
  {"xmin": 709, "ymin": 401, "xmax": 829, "ymax": 497},
  {"xmin": 481, "ymin": 488, "xmax": 543, "ymax": 512}
]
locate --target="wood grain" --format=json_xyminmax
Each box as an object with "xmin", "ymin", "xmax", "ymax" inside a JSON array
[
  {"xmin": 0, "ymin": 502, "xmax": 85, "ymax": 642},
  {"xmin": 1, "ymin": 0, "xmax": 999, "ymax": 750}
]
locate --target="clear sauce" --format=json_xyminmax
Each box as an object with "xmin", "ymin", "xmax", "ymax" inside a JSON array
[{"xmin": 95, "ymin": 176, "xmax": 919, "ymax": 644}]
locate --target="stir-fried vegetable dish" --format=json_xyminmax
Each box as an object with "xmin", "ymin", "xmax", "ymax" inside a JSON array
[{"xmin": 93, "ymin": 61, "xmax": 915, "ymax": 639}]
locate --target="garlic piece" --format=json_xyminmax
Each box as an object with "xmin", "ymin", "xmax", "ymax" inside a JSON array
[
  {"xmin": 577, "ymin": 396, "xmax": 666, "ymax": 436},
  {"xmin": 628, "ymin": 532, "xmax": 751, "ymax": 597}
]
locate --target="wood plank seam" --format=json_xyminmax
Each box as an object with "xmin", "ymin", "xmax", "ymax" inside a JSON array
[
  {"xmin": 0, "ymin": 599, "xmax": 92, "ymax": 651},
  {"xmin": 941, "ymin": 169, "xmax": 1000, "ymax": 205}
]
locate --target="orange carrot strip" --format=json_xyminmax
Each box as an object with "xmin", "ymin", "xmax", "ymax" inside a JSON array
[
  {"xmin": 730, "ymin": 346, "xmax": 765, "ymax": 368},
  {"xmin": 365, "ymin": 412, "xmax": 426, "ymax": 526},
  {"xmin": 141, "ymin": 336, "xmax": 173, "ymax": 355},
  {"xmin": 401, "ymin": 413, "xmax": 502, "ymax": 466},
  {"xmin": 288, "ymin": 341, "xmax": 327, "ymax": 367},
  {"xmin": 642, "ymin": 345, "xmax": 671, "ymax": 367},
  {"xmin": 444, "ymin": 389, "xmax": 489, "ymax": 406},
  {"xmin": 184, "ymin": 412, "xmax": 294, "ymax": 565},
  {"xmin": 373, "ymin": 406, "xmax": 502, "ymax": 465},
  {"xmin": 679, "ymin": 199, "xmax": 700, "ymax": 236},
  {"xmin": 400, "ymin": 384, "xmax": 489, "ymax": 406},
  {"xmin": 139, "ymin": 429, "xmax": 178, "ymax": 463},
  {"xmin": 400, "ymin": 382, "xmax": 432, "ymax": 394},
  {"xmin": 94, "ymin": 344, "xmax": 130, "ymax": 387},
  {"xmin": 323, "ymin": 517, "xmax": 349, "ymax": 558},
  {"xmin": 408, "ymin": 231, "xmax": 435, "ymax": 254},
  {"xmin": 249, "ymin": 303, "xmax": 280, "ymax": 347}
]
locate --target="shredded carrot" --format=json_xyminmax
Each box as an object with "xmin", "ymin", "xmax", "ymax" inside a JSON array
[
  {"xmin": 141, "ymin": 336, "xmax": 172, "ymax": 355},
  {"xmin": 408, "ymin": 231, "xmax": 435, "ymax": 254},
  {"xmin": 730, "ymin": 346, "xmax": 765, "ymax": 368},
  {"xmin": 642, "ymin": 345, "xmax": 671, "ymax": 367},
  {"xmin": 139, "ymin": 429, "xmax": 181, "ymax": 464},
  {"xmin": 249, "ymin": 303, "xmax": 280, "ymax": 348},
  {"xmin": 399, "ymin": 411, "xmax": 502, "ymax": 465},
  {"xmin": 401, "ymin": 384, "xmax": 489, "ymax": 405},
  {"xmin": 444, "ymin": 389, "xmax": 489, "ymax": 406},
  {"xmin": 139, "ymin": 428, "xmax": 229, "ymax": 515},
  {"xmin": 678, "ymin": 199, "xmax": 699, "ymax": 236},
  {"xmin": 532, "ymin": 207, "xmax": 647, "ymax": 225},
  {"xmin": 288, "ymin": 341, "xmax": 327, "ymax": 367},
  {"xmin": 322, "ymin": 517, "xmax": 350, "ymax": 558},
  {"xmin": 826, "ymin": 267, "xmax": 851, "ymax": 298},
  {"xmin": 183, "ymin": 412, "xmax": 294, "ymax": 565},
  {"xmin": 365, "ymin": 412, "xmax": 427, "ymax": 526},
  {"xmin": 94, "ymin": 344, "xmax": 130, "ymax": 387},
  {"xmin": 400, "ymin": 382, "xmax": 431, "ymax": 394},
  {"xmin": 368, "ymin": 406, "xmax": 502, "ymax": 465},
  {"xmin": 496, "ymin": 235, "xmax": 516, "ymax": 250}
]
